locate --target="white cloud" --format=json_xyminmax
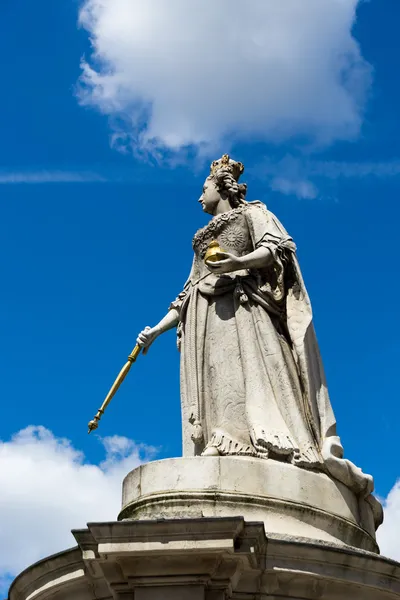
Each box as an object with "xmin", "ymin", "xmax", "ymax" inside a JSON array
[
  {"xmin": 0, "ymin": 170, "xmax": 107, "ymax": 184},
  {"xmin": 78, "ymin": 0, "xmax": 371, "ymax": 154},
  {"xmin": 0, "ymin": 426, "xmax": 152, "ymax": 585},
  {"xmin": 377, "ymin": 480, "xmax": 400, "ymax": 561},
  {"xmin": 270, "ymin": 177, "xmax": 318, "ymax": 200}
]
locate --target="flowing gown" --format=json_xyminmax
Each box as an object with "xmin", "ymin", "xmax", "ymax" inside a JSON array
[{"xmin": 169, "ymin": 201, "xmax": 337, "ymax": 470}]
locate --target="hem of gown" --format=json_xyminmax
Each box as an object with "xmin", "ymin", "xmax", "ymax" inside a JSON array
[
  {"xmin": 205, "ymin": 431, "xmax": 324, "ymax": 471},
  {"xmin": 205, "ymin": 431, "xmax": 259, "ymax": 458}
]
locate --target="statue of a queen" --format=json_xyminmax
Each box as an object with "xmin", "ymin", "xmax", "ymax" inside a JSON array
[{"xmin": 137, "ymin": 155, "xmax": 375, "ymax": 499}]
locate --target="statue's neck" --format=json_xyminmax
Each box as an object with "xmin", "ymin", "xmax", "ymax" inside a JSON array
[{"xmin": 213, "ymin": 198, "xmax": 232, "ymax": 216}]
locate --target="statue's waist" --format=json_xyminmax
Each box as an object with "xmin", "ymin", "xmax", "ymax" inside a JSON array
[
  {"xmin": 179, "ymin": 272, "xmax": 284, "ymax": 319},
  {"xmin": 196, "ymin": 271, "xmax": 250, "ymax": 297}
]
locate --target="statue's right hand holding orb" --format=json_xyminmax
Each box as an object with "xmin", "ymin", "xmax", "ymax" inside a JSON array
[{"xmin": 136, "ymin": 326, "xmax": 159, "ymax": 355}]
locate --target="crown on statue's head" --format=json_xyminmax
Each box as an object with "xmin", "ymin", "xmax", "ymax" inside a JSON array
[{"xmin": 210, "ymin": 154, "xmax": 245, "ymax": 182}]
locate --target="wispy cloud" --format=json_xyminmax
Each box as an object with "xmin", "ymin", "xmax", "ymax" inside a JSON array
[
  {"xmin": 251, "ymin": 156, "xmax": 400, "ymax": 199},
  {"xmin": 270, "ymin": 177, "xmax": 318, "ymax": 200},
  {"xmin": 0, "ymin": 170, "xmax": 108, "ymax": 184},
  {"xmin": 301, "ymin": 159, "xmax": 400, "ymax": 180}
]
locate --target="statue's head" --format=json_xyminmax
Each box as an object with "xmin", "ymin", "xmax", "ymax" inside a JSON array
[{"xmin": 199, "ymin": 154, "xmax": 247, "ymax": 215}]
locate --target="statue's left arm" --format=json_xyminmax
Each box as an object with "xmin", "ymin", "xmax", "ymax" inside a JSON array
[{"xmin": 206, "ymin": 245, "xmax": 273, "ymax": 274}]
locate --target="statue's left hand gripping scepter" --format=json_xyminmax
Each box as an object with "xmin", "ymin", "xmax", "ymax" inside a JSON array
[{"xmin": 88, "ymin": 344, "xmax": 141, "ymax": 434}]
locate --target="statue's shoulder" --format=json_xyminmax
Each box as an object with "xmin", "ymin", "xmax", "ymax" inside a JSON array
[
  {"xmin": 246, "ymin": 200, "xmax": 267, "ymax": 209},
  {"xmin": 244, "ymin": 200, "xmax": 271, "ymax": 219},
  {"xmin": 245, "ymin": 201, "xmax": 292, "ymax": 241}
]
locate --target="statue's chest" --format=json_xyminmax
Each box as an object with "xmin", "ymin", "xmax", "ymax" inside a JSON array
[{"xmin": 193, "ymin": 210, "xmax": 251, "ymax": 259}]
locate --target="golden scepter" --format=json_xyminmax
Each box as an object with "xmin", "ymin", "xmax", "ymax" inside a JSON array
[{"xmin": 88, "ymin": 344, "xmax": 141, "ymax": 434}]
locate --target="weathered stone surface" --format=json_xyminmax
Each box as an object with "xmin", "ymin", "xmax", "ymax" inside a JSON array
[
  {"xmin": 120, "ymin": 456, "xmax": 379, "ymax": 552},
  {"xmin": 136, "ymin": 155, "xmax": 377, "ymax": 501},
  {"xmin": 7, "ymin": 547, "xmax": 90, "ymax": 600},
  {"xmin": 9, "ymin": 518, "xmax": 400, "ymax": 600}
]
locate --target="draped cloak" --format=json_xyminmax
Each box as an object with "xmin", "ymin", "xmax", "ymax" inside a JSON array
[{"xmin": 169, "ymin": 202, "xmax": 337, "ymax": 470}]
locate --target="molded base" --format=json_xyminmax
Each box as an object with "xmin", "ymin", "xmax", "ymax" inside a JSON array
[
  {"xmin": 9, "ymin": 517, "xmax": 400, "ymax": 600},
  {"xmin": 120, "ymin": 456, "xmax": 379, "ymax": 552}
]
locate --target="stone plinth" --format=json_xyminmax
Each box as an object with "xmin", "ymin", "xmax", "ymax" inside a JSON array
[
  {"xmin": 119, "ymin": 457, "xmax": 379, "ymax": 553},
  {"xmin": 8, "ymin": 456, "xmax": 395, "ymax": 599},
  {"xmin": 8, "ymin": 517, "xmax": 400, "ymax": 600}
]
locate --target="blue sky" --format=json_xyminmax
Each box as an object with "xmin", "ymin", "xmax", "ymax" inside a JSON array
[{"xmin": 1, "ymin": 0, "xmax": 400, "ymax": 592}]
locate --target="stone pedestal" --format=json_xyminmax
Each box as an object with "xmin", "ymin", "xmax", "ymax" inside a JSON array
[
  {"xmin": 120, "ymin": 457, "xmax": 379, "ymax": 552},
  {"xmin": 8, "ymin": 516, "xmax": 400, "ymax": 600},
  {"xmin": 7, "ymin": 457, "xmax": 400, "ymax": 599}
]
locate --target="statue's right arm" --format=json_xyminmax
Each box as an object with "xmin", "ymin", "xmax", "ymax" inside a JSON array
[{"xmin": 136, "ymin": 308, "xmax": 180, "ymax": 354}]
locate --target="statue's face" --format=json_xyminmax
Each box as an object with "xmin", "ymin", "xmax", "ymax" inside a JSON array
[{"xmin": 198, "ymin": 178, "xmax": 221, "ymax": 215}]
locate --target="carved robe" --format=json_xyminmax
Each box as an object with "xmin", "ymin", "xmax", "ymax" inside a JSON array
[{"xmin": 170, "ymin": 200, "xmax": 338, "ymax": 470}]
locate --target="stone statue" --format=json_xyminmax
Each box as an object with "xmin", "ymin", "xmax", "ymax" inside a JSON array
[
  {"xmin": 9, "ymin": 155, "xmax": 394, "ymax": 600},
  {"xmin": 137, "ymin": 154, "xmax": 376, "ymax": 501}
]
